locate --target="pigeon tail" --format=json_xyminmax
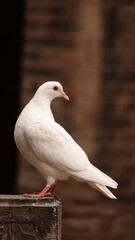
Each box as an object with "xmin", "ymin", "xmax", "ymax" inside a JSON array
[
  {"xmin": 88, "ymin": 182, "xmax": 117, "ymax": 199},
  {"xmin": 69, "ymin": 165, "xmax": 118, "ymax": 189}
]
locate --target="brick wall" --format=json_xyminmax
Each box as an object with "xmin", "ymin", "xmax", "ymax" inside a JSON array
[
  {"xmin": 16, "ymin": 0, "xmax": 135, "ymax": 239},
  {"xmin": 97, "ymin": 1, "xmax": 135, "ymax": 200}
]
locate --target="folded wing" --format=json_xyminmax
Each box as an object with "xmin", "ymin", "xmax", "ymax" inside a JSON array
[{"xmin": 24, "ymin": 121, "xmax": 118, "ymax": 189}]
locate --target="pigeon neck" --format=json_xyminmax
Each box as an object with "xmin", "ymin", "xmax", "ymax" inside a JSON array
[{"xmin": 32, "ymin": 94, "xmax": 55, "ymax": 121}]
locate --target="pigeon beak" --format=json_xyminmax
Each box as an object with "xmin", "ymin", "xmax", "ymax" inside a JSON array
[{"xmin": 61, "ymin": 91, "xmax": 69, "ymax": 101}]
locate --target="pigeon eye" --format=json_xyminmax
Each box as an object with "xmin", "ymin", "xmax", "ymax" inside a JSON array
[{"xmin": 53, "ymin": 86, "xmax": 58, "ymax": 91}]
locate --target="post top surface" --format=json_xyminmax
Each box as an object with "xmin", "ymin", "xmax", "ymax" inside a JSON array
[{"xmin": 0, "ymin": 195, "xmax": 61, "ymax": 207}]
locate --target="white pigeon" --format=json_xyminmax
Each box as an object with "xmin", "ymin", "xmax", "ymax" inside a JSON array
[{"xmin": 14, "ymin": 81, "xmax": 118, "ymax": 200}]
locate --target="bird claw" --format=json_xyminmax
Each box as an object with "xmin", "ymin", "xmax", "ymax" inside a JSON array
[
  {"xmin": 23, "ymin": 182, "xmax": 61, "ymax": 201},
  {"xmin": 52, "ymin": 193, "xmax": 61, "ymax": 201},
  {"xmin": 23, "ymin": 191, "xmax": 61, "ymax": 202},
  {"xmin": 23, "ymin": 192, "xmax": 51, "ymax": 198},
  {"xmin": 23, "ymin": 192, "xmax": 61, "ymax": 201}
]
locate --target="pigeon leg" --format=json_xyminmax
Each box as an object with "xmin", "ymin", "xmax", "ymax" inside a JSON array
[{"xmin": 47, "ymin": 180, "xmax": 61, "ymax": 201}]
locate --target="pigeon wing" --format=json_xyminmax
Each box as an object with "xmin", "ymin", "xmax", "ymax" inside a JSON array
[
  {"xmin": 24, "ymin": 121, "xmax": 118, "ymax": 188},
  {"xmin": 24, "ymin": 121, "xmax": 90, "ymax": 173}
]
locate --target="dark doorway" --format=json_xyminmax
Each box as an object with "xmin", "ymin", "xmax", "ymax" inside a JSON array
[{"xmin": 0, "ymin": 1, "xmax": 24, "ymax": 193}]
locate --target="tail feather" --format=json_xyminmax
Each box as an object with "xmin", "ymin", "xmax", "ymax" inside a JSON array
[
  {"xmin": 88, "ymin": 182, "xmax": 117, "ymax": 199},
  {"xmin": 89, "ymin": 165, "xmax": 118, "ymax": 189},
  {"xmin": 71, "ymin": 165, "xmax": 118, "ymax": 189}
]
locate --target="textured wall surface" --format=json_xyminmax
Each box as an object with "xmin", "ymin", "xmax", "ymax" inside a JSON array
[
  {"xmin": 16, "ymin": 0, "xmax": 135, "ymax": 239},
  {"xmin": 0, "ymin": 195, "xmax": 61, "ymax": 240}
]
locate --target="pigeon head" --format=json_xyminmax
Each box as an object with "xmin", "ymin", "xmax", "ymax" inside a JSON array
[{"xmin": 33, "ymin": 81, "xmax": 69, "ymax": 103}]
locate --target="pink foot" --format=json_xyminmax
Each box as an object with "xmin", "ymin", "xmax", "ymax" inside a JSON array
[
  {"xmin": 23, "ymin": 186, "xmax": 50, "ymax": 198},
  {"xmin": 52, "ymin": 193, "xmax": 61, "ymax": 201},
  {"xmin": 49, "ymin": 184, "xmax": 61, "ymax": 201},
  {"xmin": 23, "ymin": 181, "xmax": 61, "ymax": 201},
  {"xmin": 23, "ymin": 192, "xmax": 52, "ymax": 198}
]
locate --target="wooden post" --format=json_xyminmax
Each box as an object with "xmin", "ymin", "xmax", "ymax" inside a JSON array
[{"xmin": 0, "ymin": 195, "xmax": 62, "ymax": 240}]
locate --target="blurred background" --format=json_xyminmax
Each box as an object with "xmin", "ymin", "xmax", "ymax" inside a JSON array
[{"xmin": 0, "ymin": 0, "xmax": 135, "ymax": 239}]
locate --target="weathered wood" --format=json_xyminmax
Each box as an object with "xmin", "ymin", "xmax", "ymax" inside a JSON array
[{"xmin": 0, "ymin": 195, "xmax": 62, "ymax": 240}]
